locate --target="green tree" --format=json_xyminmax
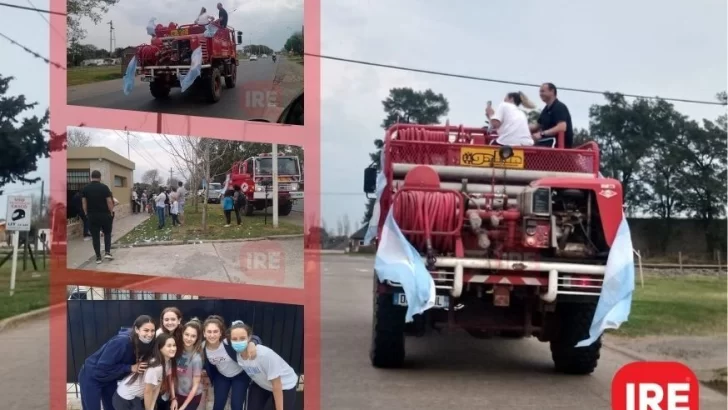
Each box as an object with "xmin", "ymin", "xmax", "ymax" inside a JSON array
[
  {"xmin": 0, "ymin": 76, "xmax": 50, "ymax": 196},
  {"xmin": 362, "ymin": 87, "xmax": 450, "ymax": 224},
  {"xmin": 283, "ymin": 32, "xmax": 303, "ymax": 55},
  {"xmin": 67, "ymin": 0, "xmax": 119, "ymax": 45}
]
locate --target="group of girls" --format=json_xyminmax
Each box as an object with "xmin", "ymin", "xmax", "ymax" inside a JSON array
[{"xmin": 79, "ymin": 307, "xmax": 300, "ymax": 410}]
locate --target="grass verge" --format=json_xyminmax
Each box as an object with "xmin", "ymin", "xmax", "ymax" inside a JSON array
[
  {"xmin": 287, "ymin": 55, "xmax": 303, "ymax": 65},
  {"xmin": 611, "ymin": 274, "xmax": 727, "ymax": 337},
  {"xmin": 0, "ymin": 254, "xmax": 49, "ymax": 320},
  {"xmin": 117, "ymin": 204, "xmax": 303, "ymax": 245},
  {"xmin": 67, "ymin": 65, "xmax": 123, "ymax": 86}
]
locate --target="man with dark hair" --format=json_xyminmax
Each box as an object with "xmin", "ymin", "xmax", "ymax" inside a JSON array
[
  {"xmin": 81, "ymin": 170, "xmax": 115, "ymax": 264},
  {"xmin": 216, "ymin": 3, "xmax": 228, "ymax": 28},
  {"xmin": 530, "ymin": 82, "xmax": 574, "ymax": 148}
]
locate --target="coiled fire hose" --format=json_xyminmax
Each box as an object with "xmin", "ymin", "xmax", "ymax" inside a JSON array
[{"xmin": 393, "ymin": 191, "xmax": 462, "ymax": 254}]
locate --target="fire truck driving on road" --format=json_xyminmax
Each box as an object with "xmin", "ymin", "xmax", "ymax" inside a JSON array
[
  {"xmin": 222, "ymin": 152, "xmax": 304, "ymax": 216},
  {"xmin": 134, "ymin": 21, "xmax": 243, "ymax": 102},
  {"xmin": 363, "ymin": 124, "xmax": 623, "ymax": 375}
]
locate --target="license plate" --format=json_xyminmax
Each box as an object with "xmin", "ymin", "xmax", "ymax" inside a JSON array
[
  {"xmin": 393, "ymin": 293, "xmax": 449, "ymax": 309},
  {"xmin": 141, "ymin": 76, "xmax": 152, "ymax": 83}
]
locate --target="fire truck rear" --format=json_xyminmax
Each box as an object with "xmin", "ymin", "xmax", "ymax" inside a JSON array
[
  {"xmin": 364, "ymin": 124, "xmax": 623, "ymax": 375},
  {"xmin": 223, "ymin": 152, "xmax": 304, "ymax": 216},
  {"xmin": 135, "ymin": 22, "xmax": 243, "ymax": 102}
]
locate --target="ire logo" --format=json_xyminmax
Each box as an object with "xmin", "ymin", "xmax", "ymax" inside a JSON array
[
  {"xmin": 612, "ymin": 362, "xmax": 699, "ymax": 410},
  {"xmin": 238, "ymin": 241, "xmax": 285, "ymax": 285},
  {"xmin": 241, "ymin": 80, "xmax": 283, "ymax": 119}
]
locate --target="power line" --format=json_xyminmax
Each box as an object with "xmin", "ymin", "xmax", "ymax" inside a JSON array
[
  {"xmin": 26, "ymin": 0, "xmax": 64, "ymax": 40},
  {"xmin": 305, "ymin": 53, "xmax": 726, "ymax": 107},
  {"xmin": 0, "ymin": 2, "xmax": 66, "ymax": 16},
  {"xmin": 0, "ymin": 31, "xmax": 65, "ymax": 70}
]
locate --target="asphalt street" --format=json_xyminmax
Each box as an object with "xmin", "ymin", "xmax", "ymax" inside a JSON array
[
  {"xmin": 67, "ymin": 57, "xmax": 300, "ymax": 122},
  {"xmin": 320, "ymin": 254, "xmax": 728, "ymax": 410}
]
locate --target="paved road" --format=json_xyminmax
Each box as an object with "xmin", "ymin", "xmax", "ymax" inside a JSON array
[
  {"xmin": 75, "ymin": 238, "xmax": 304, "ymax": 289},
  {"xmin": 320, "ymin": 254, "xmax": 728, "ymax": 410},
  {"xmin": 67, "ymin": 57, "xmax": 301, "ymax": 122}
]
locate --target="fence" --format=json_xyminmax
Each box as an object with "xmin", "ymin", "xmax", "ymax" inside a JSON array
[{"xmin": 67, "ymin": 298, "xmax": 304, "ymax": 409}]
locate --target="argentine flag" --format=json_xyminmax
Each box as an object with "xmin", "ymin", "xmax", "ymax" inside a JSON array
[
  {"xmin": 374, "ymin": 209, "xmax": 436, "ymax": 322},
  {"xmin": 576, "ymin": 214, "xmax": 635, "ymax": 347},
  {"xmin": 180, "ymin": 47, "xmax": 203, "ymax": 93}
]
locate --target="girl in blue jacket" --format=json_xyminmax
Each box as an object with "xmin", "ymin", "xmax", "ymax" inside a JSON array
[
  {"xmin": 222, "ymin": 190, "xmax": 235, "ymax": 227},
  {"xmin": 78, "ymin": 315, "xmax": 156, "ymax": 410},
  {"xmin": 202, "ymin": 315, "xmax": 262, "ymax": 410}
]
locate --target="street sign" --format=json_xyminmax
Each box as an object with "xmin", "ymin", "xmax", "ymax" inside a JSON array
[{"xmin": 6, "ymin": 195, "xmax": 32, "ymax": 232}]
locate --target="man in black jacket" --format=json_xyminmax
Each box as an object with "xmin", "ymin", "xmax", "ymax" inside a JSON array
[
  {"xmin": 81, "ymin": 170, "xmax": 115, "ymax": 264},
  {"xmin": 530, "ymin": 82, "xmax": 575, "ymax": 148},
  {"xmin": 216, "ymin": 3, "xmax": 229, "ymax": 28}
]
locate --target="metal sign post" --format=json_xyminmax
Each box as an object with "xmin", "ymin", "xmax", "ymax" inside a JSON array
[
  {"xmin": 272, "ymin": 144, "xmax": 279, "ymax": 228},
  {"xmin": 6, "ymin": 195, "xmax": 32, "ymax": 296}
]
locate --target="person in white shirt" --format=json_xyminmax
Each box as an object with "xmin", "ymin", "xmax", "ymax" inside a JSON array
[
  {"xmin": 112, "ymin": 333, "xmax": 178, "ymax": 410},
  {"xmin": 170, "ymin": 187, "xmax": 180, "ymax": 226},
  {"xmin": 154, "ymin": 188, "xmax": 168, "ymax": 229},
  {"xmin": 196, "ymin": 7, "xmax": 213, "ymax": 25},
  {"xmin": 485, "ymin": 91, "xmax": 536, "ymax": 147},
  {"xmin": 229, "ymin": 321, "xmax": 299, "ymax": 410},
  {"xmin": 176, "ymin": 181, "xmax": 187, "ymax": 225}
]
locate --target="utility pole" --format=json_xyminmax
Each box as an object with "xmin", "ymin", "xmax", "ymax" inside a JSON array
[
  {"xmin": 125, "ymin": 127, "xmax": 130, "ymax": 159},
  {"xmin": 170, "ymin": 168, "xmax": 174, "ymax": 186},
  {"xmin": 107, "ymin": 21, "xmax": 115, "ymax": 57},
  {"xmin": 40, "ymin": 180, "xmax": 45, "ymax": 221},
  {"xmin": 272, "ymin": 144, "xmax": 279, "ymax": 228}
]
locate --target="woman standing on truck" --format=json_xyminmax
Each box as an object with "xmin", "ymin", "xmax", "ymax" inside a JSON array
[
  {"xmin": 230, "ymin": 321, "xmax": 299, "ymax": 410},
  {"xmin": 78, "ymin": 315, "xmax": 156, "ymax": 410},
  {"xmin": 485, "ymin": 91, "xmax": 537, "ymax": 147},
  {"xmin": 201, "ymin": 316, "xmax": 261, "ymax": 410}
]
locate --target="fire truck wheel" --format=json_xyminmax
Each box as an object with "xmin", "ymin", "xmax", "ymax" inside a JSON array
[
  {"xmin": 150, "ymin": 81, "xmax": 170, "ymax": 99},
  {"xmin": 204, "ymin": 68, "xmax": 223, "ymax": 103},
  {"xmin": 549, "ymin": 302, "xmax": 601, "ymax": 375},
  {"xmin": 370, "ymin": 285, "xmax": 407, "ymax": 368},
  {"xmin": 278, "ymin": 201, "xmax": 293, "ymax": 216},
  {"xmin": 225, "ymin": 64, "xmax": 237, "ymax": 88}
]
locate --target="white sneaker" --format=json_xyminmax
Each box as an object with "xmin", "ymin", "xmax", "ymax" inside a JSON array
[{"xmin": 224, "ymin": 224, "xmax": 231, "ymax": 227}]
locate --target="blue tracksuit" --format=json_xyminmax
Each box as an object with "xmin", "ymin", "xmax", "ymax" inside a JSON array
[
  {"xmin": 203, "ymin": 336, "xmax": 262, "ymax": 410},
  {"xmin": 78, "ymin": 330, "xmax": 136, "ymax": 410}
]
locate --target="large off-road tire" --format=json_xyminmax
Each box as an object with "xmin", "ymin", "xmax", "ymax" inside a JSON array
[
  {"xmin": 550, "ymin": 302, "xmax": 601, "ymax": 375},
  {"xmin": 225, "ymin": 63, "xmax": 237, "ymax": 88},
  {"xmin": 244, "ymin": 201, "xmax": 255, "ymax": 216},
  {"xmin": 278, "ymin": 201, "xmax": 293, "ymax": 216},
  {"xmin": 370, "ymin": 285, "xmax": 407, "ymax": 368},
  {"xmin": 203, "ymin": 68, "xmax": 223, "ymax": 103},
  {"xmin": 150, "ymin": 81, "xmax": 170, "ymax": 99}
]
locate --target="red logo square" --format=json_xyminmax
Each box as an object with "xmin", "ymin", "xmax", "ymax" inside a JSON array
[{"xmin": 612, "ymin": 362, "xmax": 699, "ymax": 410}]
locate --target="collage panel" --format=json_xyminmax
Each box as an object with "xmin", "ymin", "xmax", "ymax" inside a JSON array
[
  {"xmin": 63, "ymin": 126, "xmax": 305, "ymax": 289},
  {"xmin": 65, "ymin": 0, "xmax": 305, "ymax": 126},
  {"xmin": 64, "ymin": 285, "xmax": 304, "ymax": 410}
]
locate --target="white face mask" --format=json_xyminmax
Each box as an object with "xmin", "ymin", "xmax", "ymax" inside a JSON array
[{"xmin": 139, "ymin": 335, "xmax": 154, "ymax": 344}]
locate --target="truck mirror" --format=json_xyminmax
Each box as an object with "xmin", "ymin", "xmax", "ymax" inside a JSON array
[
  {"xmin": 364, "ymin": 167, "xmax": 377, "ymax": 194},
  {"xmin": 237, "ymin": 31, "xmax": 243, "ymax": 44}
]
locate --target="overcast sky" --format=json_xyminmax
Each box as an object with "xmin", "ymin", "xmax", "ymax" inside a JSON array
[
  {"xmin": 0, "ymin": 0, "xmax": 726, "ymax": 230},
  {"xmin": 320, "ymin": 0, "xmax": 727, "ymax": 230},
  {"xmin": 78, "ymin": 0, "xmax": 303, "ymax": 51}
]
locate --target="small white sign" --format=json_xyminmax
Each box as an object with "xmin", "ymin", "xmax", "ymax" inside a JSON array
[{"xmin": 5, "ymin": 195, "xmax": 32, "ymax": 232}]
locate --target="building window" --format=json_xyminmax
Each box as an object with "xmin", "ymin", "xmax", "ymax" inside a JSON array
[
  {"xmin": 133, "ymin": 291, "xmax": 156, "ymax": 300},
  {"xmin": 114, "ymin": 175, "xmax": 127, "ymax": 187},
  {"xmin": 67, "ymin": 169, "xmax": 90, "ymax": 191}
]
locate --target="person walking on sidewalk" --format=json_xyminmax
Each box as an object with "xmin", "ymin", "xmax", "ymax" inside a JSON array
[
  {"xmin": 155, "ymin": 188, "xmax": 168, "ymax": 229},
  {"xmin": 81, "ymin": 170, "xmax": 115, "ymax": 264},
  {"xmin": 176, "ymin": 181, "xmax": 187, "ymax": 226},
  {"xmin": 73, "ymin": 191, "xmax": 91, "ymax": 241}
]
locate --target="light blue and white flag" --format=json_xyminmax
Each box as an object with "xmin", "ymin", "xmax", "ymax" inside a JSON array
[
  {"xmin": 576, "ymin": 214, "xmax": 635, "ymax": 347},
  {"xmin": 180, "ymin": 47, "xmax": 203, "ymax": 93},
  {"xmin": 122, "ymin": 56, "xmax": 137, "ymax": 95},
  {"xmin": 363, "ymin": 148, "xmax": 387, "ymax": 245},
  {"xmin": 204, "ymin": 23, "xmax": 219, "ymax": 38},
  {"xmin": 374, "ymin": 209, "xmax": 436, "ymax": 322}
]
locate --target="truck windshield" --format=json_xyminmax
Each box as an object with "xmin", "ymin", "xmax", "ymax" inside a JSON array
[
  {"xmin": 209, "ymin": 183, "xmax": 222, "ymax": 191},
  {"xmin": 256, "ymin": 157, "xmax": 299, "ymax": 175}
]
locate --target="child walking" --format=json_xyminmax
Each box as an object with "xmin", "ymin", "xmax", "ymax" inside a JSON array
[
  {"xmin": 222, "ymin": 190, "xmax": 234, "ymax": 227},
  {"xmin": 170, "ymin": 192, "xmax": 180, "ymax": 227}
]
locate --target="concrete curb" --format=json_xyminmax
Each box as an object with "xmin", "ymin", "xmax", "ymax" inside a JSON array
[
  {"xmin": 601, "ymin": 340, "xmax": 654, "ymax": 362},
  {"xmin": 0, "ymin": 307, "xmax": 50, "ymax": 333},
  {"xmin": 111, "ymin": 234, "xmax": 304, "ymax": 249}
]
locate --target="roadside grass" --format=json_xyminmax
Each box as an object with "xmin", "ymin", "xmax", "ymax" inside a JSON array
[
  {"xmin": 117, "ymin": 203, "xmax": 303, "ymax": 245},
  {"xmin": 67, "ymin": 65, "xmax": 123, "ymax": 86},
  {"xmin": 0, "ymin": 253, "xmax": 49, "ymax": 320},
  {"xmin": 611, "ymin": 274, "xmax": 727, "ymax": 338},
  {"xmin": 287, "ymin": 55, "xmax": 303, "ymax": 65}
]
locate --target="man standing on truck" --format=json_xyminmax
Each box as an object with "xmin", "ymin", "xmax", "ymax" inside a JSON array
[
  {"xmin": 216, "ymin": 3, "xmax": 229, "ymax": 28},
  {"xmin": 530, "ymin": 82, "xmax": 574, "ymax": 148}
]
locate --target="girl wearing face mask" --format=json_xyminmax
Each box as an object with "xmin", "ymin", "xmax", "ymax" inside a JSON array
[
  {"xmin": 78, "ymin": 315, "xmax": 156, "ymax": 410},
  {"xmin": 172, "ymin": 318, "xmax": 205, "ymax": 410},
  {"xmin": 230, "ymin": 321, "xmax": 299, "ymax": 410},
  {"xmin": 201, "ymin": 315, "xmax": 261, "ymax": 410},
  {"xmin": 112, "ymin": 333, "xmax": 178, "ymax": 410}
]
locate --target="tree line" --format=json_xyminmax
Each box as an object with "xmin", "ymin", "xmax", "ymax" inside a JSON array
[
  {"xmin": 284, "ymin": 31, "xmax": 304, "ymax": 55},
  {"xmin": 363, "ymin": 87, "xmax": 727, "ymax": 253}
]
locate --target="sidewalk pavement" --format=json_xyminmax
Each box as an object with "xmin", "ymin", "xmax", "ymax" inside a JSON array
[{"xmin": 67, "ymin": 213, "xmax": 149, "ymax": 269}]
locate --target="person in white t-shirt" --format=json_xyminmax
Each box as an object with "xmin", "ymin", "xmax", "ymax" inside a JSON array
[
  {"xmin": 229, "ymin": 321, "xmax": 299, "ymax": 410},
  {"xmin": 112, "ymin": 333, "xmax": 178, "ymax": 410},
  {"xmin": 196, "ymin": 7, "xmax": 213, "ymax": 25},
  {"xmin": 154, "ymin": 188, "xmax": 168, "ymax": 229},
  {"xmin": 485, "ymin": 92, "xmax": 536, "ymax": 147}
]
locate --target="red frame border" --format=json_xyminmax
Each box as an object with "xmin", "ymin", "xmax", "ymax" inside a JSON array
[{"xmin": 49, "ymin": 0, "xmax": 320, "ymax": 408}]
